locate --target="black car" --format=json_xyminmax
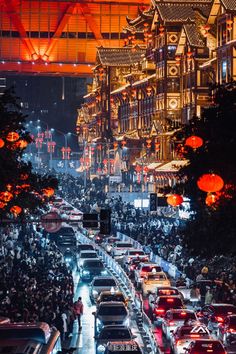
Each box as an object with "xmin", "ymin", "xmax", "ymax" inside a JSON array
[
  {"xmin": 80, "ymin": 259, "xmax": 106, "ymax": 281},
  {"xmin": 77, "ymin": 243, "xmax": 95, "ymax": 253},
  {"xmin": 64, "ymin": 248, "xmax": 77, "ymax": 270}
]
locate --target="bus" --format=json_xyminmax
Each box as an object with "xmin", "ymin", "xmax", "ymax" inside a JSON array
[{"xmin": 0, "ymin": 322, "xmax": 61, "ymax": 353}]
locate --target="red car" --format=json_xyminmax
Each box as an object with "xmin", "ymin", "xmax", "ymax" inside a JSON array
[
  {"xmin": 153, "ymin": 295, "xmax": 184, "ymax": 320},
  {"xmin": 218, "ymin": 314, "xmax": 236, "ymax": 346},
  {"xmin": 184, "ymin": 339, "xmax": 226, "ymax": 354}
]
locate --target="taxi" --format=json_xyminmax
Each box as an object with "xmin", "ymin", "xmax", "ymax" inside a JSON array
[
  {"xmin": 96, "ymin": 291, "xmax": 129, "ymax": 306},
  {"xmin": 141, "ymin": 271, "xmax": 171, "ymax": 296},
  {"xmin": 134, "ymin": 262, "xmax": 162, "ymax": 288},
  {"xmin": 162, "ymin": 309, "xmax": 198, "ymax": 339},
  {"xmin": 170, "ymin": 324, "xmax": 211, "ymax": 354},
  {"xmin": 104, "ymin": 340, "xmax": 142, "ymax": 354}
]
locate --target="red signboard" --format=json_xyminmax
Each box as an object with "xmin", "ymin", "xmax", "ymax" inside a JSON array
[{"xmin": 41, "ymin": 212, "xmax": 62, "ymax": 233}]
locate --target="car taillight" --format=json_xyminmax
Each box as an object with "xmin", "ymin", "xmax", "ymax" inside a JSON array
[
  {"xmin": 169, "ymin": 321, "xmax": 175, "ymax": 326},
  {"xmin": 167, "ymin": 298, "xmax": 174, "ymax": 302},
  {"xmin": 215, "ymin": 316, "xmax": 224, "ymax": 322},
  {"xmin": 190, "ymin": 334, "xmax": 200, "ymax": 338},
  {"xmin": 228, "ymin": 328, "xmax": 236, "ymax": 333},
  {"xmin": 180, "ymin": 311, "xmax": 187, "ymax": 316},
  {"xmin": 155, "ymin": 308, "xmax": 165, "ymax": 314},
  {"xmin": 176, "ymin": 340, "xmax": 181, "ymax": 345}
]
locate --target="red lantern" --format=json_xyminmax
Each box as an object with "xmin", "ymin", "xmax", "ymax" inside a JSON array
[
  {"xmin": 10, "ymin": 205, "xmax": 22, "ymax": 215},
  {"xmin": 0, "ymin": 191, "xmax": 13, "ymax": 202},
  {"xmin": 113, "ymin": 142, "xmax": 118, "ymax": 149},
  {"xmin": 185, "ymin": 135, "xmax": 203, "ymax": 149},
  {"xmin": 103, "ymin": 159, "xmax": 108, "ymax": 165},
  {"xmin": 42, "ymin": 187, "xmax": 55, "ymax": 197},
  {"xmin": 155, "ymin": 142, "xmax": 160, "ymax": 151},
  {"xmin": 143, "ymin": 166, "xmax": 149, "ymax": 173},
  {"xmin": 6, "ymin": 132, "xmax": 19, "ymax": 142},
  {"xmin": 0, "ymin": 138, "xmax": 5, "ymax": 148},
  {"xmin": 0, "ymin": 201, "xmax": 6, "ymax": 208},
  {"xmin": 6, "ymin": 184, "xmax": 12, "ymax": 191},
  {"xmin": 197, "ymin": 173, "xmax": 224, "ymax": 193},
  {"xmin": 21, "ymin": 184, "xmax": 30, "ymax": 190},
  {"xmin": 226, "ymin": 19, "xmax": 233, "ymax": 31},
  {"xmin": 135, "ymin": 165, "xmax": 142, "ymax": 173},
  {"xmin": 15, "ymin": 139, "xmax": 28, "ymax": 149},
  {"xmin": 167, "ymin": 194, "xmax": 183, "ymax": 207},
  {"xmin": 121, "ymin": 140, "xmax": 126, "ymax": 147}
]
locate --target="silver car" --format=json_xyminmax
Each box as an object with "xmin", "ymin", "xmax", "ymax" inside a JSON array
[
  {"xmin": 162, "ymin": 309, "xmax": 198, "ymax": 339},
  {"xmin": 93, "ymin": 302, "xmax": 129, "ymax": 334},
  {"xmin": 90, "ymin": 276, "xmax": 119, "ymax": 302},
  {"xmin": 95, "ymin": 325, "xmax": 134, "ymax": 353}
]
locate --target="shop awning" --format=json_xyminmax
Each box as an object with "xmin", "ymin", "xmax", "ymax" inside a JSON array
[{"xmin": 155, "ymin": 160, "xmax": 188, "ymax": 172}]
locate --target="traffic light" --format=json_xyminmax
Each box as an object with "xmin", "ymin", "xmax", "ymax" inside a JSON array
[
  {"xmin": 150, "ymin": 193, "xmax": 157, "ymax": 211},
  {"xmin": 83, "ymin": 213, "xmax": 98, "ymax": 228},
  {"xmin": 100, "ymin": 209, "xmax": 111, "ymax": 235}
]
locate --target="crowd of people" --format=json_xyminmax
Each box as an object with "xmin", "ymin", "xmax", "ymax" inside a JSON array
[
  {"xmin": 58, "ymin": 174, "xmax": 236, "ymax": 305},
  {"xmin": 0, "ymin": 224, "xmax": 75, "ymax": 339}
]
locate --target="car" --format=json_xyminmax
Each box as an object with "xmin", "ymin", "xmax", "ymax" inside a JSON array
[
  {"xmin": 63, "ymin": 248, "xmax": 77, "ymax": 270},
  {"xmin": 124, "ymin": 257, "xmax": 149, "ymax": 278},
  {"xmin": 95, "ymin": 325, "xmax": 134, "ymax": 353},
  {"xmin": 93, "ymin": 302, "xmax": 129, "ymax": 334},
  {"xmin": 177, "ymin": 280, "xmax": 230, "ymax": 302},
  {"xmin": 153, "ymin": 295, "xmax": 185, "ymax": 321},
  {"xmin": 110, "ymin": 242, "xmax": 134, "ymax": 260},
  {"xmin": 198, "ymin": 304, "xmax": 236, "ymax": 331},
  {"xmin": 77, "ymin": 243, "xmax": 95, "ymax": 253},
  {"xmin": 56, "ymin": 227, "xmax": 76, "ymax": 247},
  {"xmin": 96, "ymin": 291, "xmax": 129, "ymax": 306},
  {"xmin": 90, "ymin": 277, "xmax": 119, "ymax": 302},
  {"xmin": 217, "ymin": 314, "xmax": 236, "ymax": 347},
  {"xmin": 170, "ymin": 324, "xmax": 211, "ymax": 354},
  {"xmin": 68, "ymin": 210, "xmax": 82, "ymax": 221},
  {"xmin": 141, "ymin": 271, "xmax": 171, "ymax": 296},
  {"xmin": 162, "ymin": 309, "xmax": 198, "ymax": 339},
  {"xmin": 78, "ymin": 250, "xmax": 99, "ymax": 267},
  {"xmin": 59, "ymin": 205, "xmax": 74, "ymax": 214},
  {"xmin": 102, "ymin": 237, "xmax": 121, "ymax": 253},
  {"xmin": 104, "ymin": 340, "xmax": 142, "ymax": 354},
  {"xmin": 183, "ymin": 339, "xmax": 226, "ymax": 354},
  {"xmin": 80, "ymin": 259, "xmax": 107, "ymax": 281},
  {"xmin": 122, "ymin": 249, "xmax": 148, "ymax": 266},
  {"xmin": 134, "ymin": 262, "xmax": 162, "ymax": 288},
  {"xmin": 149, "ymin": 286, "xmax": 184, "ymax": 309}
]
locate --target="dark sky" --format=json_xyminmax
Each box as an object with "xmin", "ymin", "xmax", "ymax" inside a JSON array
[{"xmin": 5, "ymin": 75, "xmax": 91, "ymax": 134}]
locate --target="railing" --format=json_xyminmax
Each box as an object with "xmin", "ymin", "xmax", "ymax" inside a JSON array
[{"xmin": 77, "ymin": 231, "xmax": 160, "ymax": 354}]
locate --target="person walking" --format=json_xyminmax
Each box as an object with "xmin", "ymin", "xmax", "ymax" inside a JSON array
[{"xmin": 73, "ymin": 297, "xmax": 83, "ymax": 332}]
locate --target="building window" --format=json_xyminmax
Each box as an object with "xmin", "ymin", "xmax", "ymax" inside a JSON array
[
  {"xmin": 167, "ymin": 45, "xmax": 176, "ymax": 59},
  {"xmin": 222, "ymin": 60, "xmax": 227, "ymax": 81}
]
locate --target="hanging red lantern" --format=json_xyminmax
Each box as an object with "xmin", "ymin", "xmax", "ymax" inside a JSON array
[
  {"xmin": 103, "ymin": 159, "xmax": 108, "ymax": 165},
  {"xmin": 159, "ymin": 26, "xmax": 165, "ymax": 37},
  {"xmin": 20, "ymin": 184, "xmax": 30, "ymax": 190},
  {"xmin": 10, "ymin": 205, "xmax": 22, "ymax": 215},
  {"xmin": 146, "ymin": 86, "xmax": 152, "ymax": 97},
  {"xmin": 131, "ymin": 89, "xmax": 136, "ymax": 98},
  {"xmin": 6, "ymin": 132, "xmax": 19, "ymax": 142},
  {"xmin": 135, "ymin": 165, "xmax": 142, "ymax": 173},
  {"xmin": 143, "ymin": 166, "xmax": 149, "ymax": 173},
  {"xmin": 155, "ymin": 142, "xmax": 160, "ymax": 151},
  {"xmin": 185, "ymin": 135, "xmax": 203, "ymax": 149},
  {"xmin": 113, "ymin": 142, "xmax": 118, "ymax": 149},
  {"xmin": 15, "ymin": 139, "xmax": 28, "ymax": 149},
  {"xmin": 122, "ymin": 91, "xmax": 127, "ymax": 100},
  {"xmin": 0, "ymin": 138, "xmax": 5, "ymax": 148},
  {"xmin": 0, "ymin": 201, "xmax": 6, "ymax": 208},
  {"xmin": 226, "ymin": 19, "xmax": 233, "ymax": 31},
  {"xmin": 6, "ymin": 184, "xmax": 12, "ymax": 191},
  {"xmin": 175, "ymin": 55, "xmax": 181, "ymax": 66},
  {"xmin": 0, "ymin": 191, "xmax": 13, "ymax": 202},
  {"xmin": 197, "ymin": 173, "xmax": 224, "ymax": 193},
  {"xmin": 167, "ymin": 194, "xmax": 183, "ymax": 207},
  {"xmin": 121, "ymin": 140, "xmax": 126, "ymax": 147},
  {"xmin": 42, "ymin": 187, "xmax": 55, "ymax": 197}
]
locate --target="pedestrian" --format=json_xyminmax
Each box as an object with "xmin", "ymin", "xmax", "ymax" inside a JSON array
[
  {"xmin": 73, "ymin": 297, "xmax": 83, "ymax": 332},
  {"xmin": 190, "ymin": 285, "xmax": 200, "ymax": 308}
]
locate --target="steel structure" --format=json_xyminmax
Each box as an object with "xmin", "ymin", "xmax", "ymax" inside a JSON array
[{"xmin": 0, "ymin": 0, "xmax": 149, "ymax": 76}]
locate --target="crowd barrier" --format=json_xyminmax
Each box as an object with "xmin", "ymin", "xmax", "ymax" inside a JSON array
[
  {"xmin": 117, "ymin": 231, "xmax": 182, "ymax": 280},
  {"xmin": 77, "ymin": 230, "xmax": 159, "ymax": 354}
]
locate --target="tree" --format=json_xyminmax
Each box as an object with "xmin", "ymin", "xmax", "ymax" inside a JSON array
[
  {"xmin": 172, "ymin": 82, "xmax": 236, "ymax": 257},
  {"xmin": 0, "ymin": 89, "xmax": 58, "ymax": 220}
]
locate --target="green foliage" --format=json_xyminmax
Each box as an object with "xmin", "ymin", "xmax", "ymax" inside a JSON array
[
  {"xmin": 174, "ymin": 82, "xmax": 236, "ymax": 257},
  {"xmin": 0, "ymin": 89, "xmax": 58, "ymax": 220}
]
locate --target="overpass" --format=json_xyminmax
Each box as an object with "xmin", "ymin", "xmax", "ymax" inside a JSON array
[{"xmin": 0, "ymin": 0, "xmax": 149, "ymax": 77}]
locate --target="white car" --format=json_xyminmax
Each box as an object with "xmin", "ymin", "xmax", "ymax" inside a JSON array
[
  {"xmin": 68, "ymin": 211, "xmax": 82, "ymax": 221},
  {"xmin": 170, "ymin": 324, "xmax": 211, "ymax": 354},
  {"xmin": 122, "ymin": 249, "xmax": 148, "ymax": 266},
  {"xmin": 110, "ymin": 242, "xmax": 133, "ymax": 261},
  {"xmin": 134, "ymin": 262, "xmax": 162, "ymax": 287},
  {"xmin": 102, "ymin": 237, "xmax": 121, "ymax": 253},
  {"xmin": 90, "ymin": 276, "xmax": 119, "ymax": 302},
  {"xmin": 162, "ymin": 309, "xmax": 198, "ymax": 339},
  {"xmin": 78, "ymin": 250, "xmax": 99, "ymax": 267},
  {"xmin": 141, "ymin": 272, "xmax": 171, "ymax": 296}
]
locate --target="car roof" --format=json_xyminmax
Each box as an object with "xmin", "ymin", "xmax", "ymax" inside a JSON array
[
  {"xmin": 99, "ymin": 301, "xmax": 127, "ymax": 307},
  {"xmin": 209, "ymin": 303, "xmax": 236, "ymax": 307},
  {"xmin": 80, "ymin": 250, "xmax": 97, "ymax": 254},
  {"xmin": 93, "ymin": 276, "xmax": 115, "ymax": 281},
  {"xmin": 140, "ymin": 262, "xmax": 160, "ymax": 266},
  {"xmin": 99, "ymin": 291, "xmax": 124, "ymax": 296},
  {"xmin": 166, "ymin": 309, "xmax": 195, "ymax": 314}
]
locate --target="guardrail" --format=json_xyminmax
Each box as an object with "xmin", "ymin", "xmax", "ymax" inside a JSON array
[{"xmin": 77, "ymin": 231, "xmax": 160, "ymax": 354}]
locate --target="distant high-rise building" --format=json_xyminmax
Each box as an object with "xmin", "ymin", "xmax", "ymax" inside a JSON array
[{"xmin": 0, "ymin": 77, "xmax": 6, "ymax": 95}]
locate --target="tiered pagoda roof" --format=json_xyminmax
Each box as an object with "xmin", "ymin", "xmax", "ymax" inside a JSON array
[
  {"xmin": 183, "ymin": 24, "xmax": 205, "ymax": 47},
  {"xmin": 96, "ymin": 46, "xmax": 146, "ymax": 67},
  {"xmin": 156, "ymin": 2, "xmax": 211, "ymax": 22}
]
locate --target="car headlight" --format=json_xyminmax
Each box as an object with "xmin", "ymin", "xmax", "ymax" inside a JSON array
[
  {"xmin": 92, "ymin": 290, "xmax": 98, "ymax": 296},
  {"xmin": 123, "ymin": 317, "xmax": 130, "ymax": 327},
  {"xmin": 65, "ymin": 257, "xmax": 72, "ymax": 262},
  {"xmin": 97, "ymin": 344, "xmax": 106, "ymax": 352},
  {"xmin": 82, "ymin": 270, "xmax": 90, "ymax": 275},
  {"xmin": 101, "ymin": 270, "xmax": 108, "ymax": 275}
]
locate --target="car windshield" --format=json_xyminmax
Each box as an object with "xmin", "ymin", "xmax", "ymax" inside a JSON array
[
  {"xmin": 99, "ymin": 328, "xmax": 131, "ymax": 340},
  {"xmin": 158, "ymin": 297, "xmax": 183, "ymax": 308},
  {"xmin": 83, "ymin": 261, "xmax": 103, "ymax": 268},
  {"xmin": 80, "ymin": 253, "xmax": 97, "ymax": 258},
  {"xmin": 98, "ymin": 306, "xmax": 127, "ymax": 316},
  {"xmin": 78, "ymin": 245, "xmax": 94, "ymax": 251},
  {"xmin": 128, "ymin": 251, "xmax": 145, "ymax": 256},
  {"xmin": 93, "ymin": 279, "xmax": 116, "ymax": 286},
  {"xmin": 214, "ymin": 306, "xmax": 236, "ymax": 315},
  {"xmin": 147, "ymin": 274, "xmax": 166, "ymax": 280},
  {"xmin": 100, "ymin": 294, "xmax": 125, "ymax": 302},
  {"xmin": 193, "ymin": 341, "xmax": 224, "ymax": 352},
  {"xmin": 59, "ymin": 227, "xmax": 74, "ymax": 234},
  {"xmin": 115, "ymin": 243, "xmax": 133, "ymax": 248},
  {"xmin": 172, "ymin": 312, "xmax": 196, "ymax": 320},
  {"xmin": 142, "ymin": 266, "xmax": 162, "ymax": 272}
]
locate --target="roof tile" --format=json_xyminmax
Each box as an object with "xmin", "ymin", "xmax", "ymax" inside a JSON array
[{"xmin": 97, "ymin": 47, "xmax": 146, "ymax": 67}]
